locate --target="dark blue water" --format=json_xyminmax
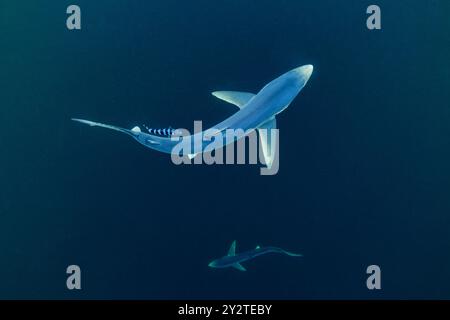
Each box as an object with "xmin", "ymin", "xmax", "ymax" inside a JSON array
[{"xmin": 1, "ymin": 0, "xmax": 449, "ymax": 299}]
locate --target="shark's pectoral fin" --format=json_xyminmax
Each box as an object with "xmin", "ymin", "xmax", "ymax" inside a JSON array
[
  {"xmin": 257, "ymin": 117, "xmax": 277, "ymax": 169},
  {"xmin": 232, "ymin": 263, "xmax": 246, "ymax": 271},
  {"xmin": 211, "ymin": 91, "xmax": 255, "ymax": 109},
  {"xmin": 187, "ymin": 153, "xmax": 198, "ymax": 160}
]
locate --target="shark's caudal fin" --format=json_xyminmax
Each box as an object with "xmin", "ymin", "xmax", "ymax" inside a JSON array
[
  {"xmin": 72, "ymin": 118, "xmax": 138, "ymax": 137},
  {"xmin": 281, "ymin": 249, "xmax": 303, "ymax": 257},
  {"xmin": 212, "ymin": 91, "xmax": 255, "ymax": 109}
]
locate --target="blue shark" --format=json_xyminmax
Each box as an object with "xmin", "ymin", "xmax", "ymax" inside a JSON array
[
  {"xmin": 72, "ymin": 64, "xmax": 313, "ymax": 168},
  {"xmin": 208, "ymin": 241, "xmax": 302, "ymax": 271}
]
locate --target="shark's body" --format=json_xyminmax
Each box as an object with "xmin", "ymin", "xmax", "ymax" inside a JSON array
[
  {"xmin": 72, "ymin": 64, "xmax": 313, "ymax": 168},
  {"xmin": 208, "ymin": 241, "xmax": 302, "ymax": 271}
]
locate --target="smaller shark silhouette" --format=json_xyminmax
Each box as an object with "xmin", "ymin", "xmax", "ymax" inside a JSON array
[{"xmin": 208, "ymin": 241, "xmax": 302, "ymax": 271}]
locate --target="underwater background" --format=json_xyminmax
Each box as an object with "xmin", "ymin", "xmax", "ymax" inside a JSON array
[{"xmin": 1, "ymin": 0, "xmax": 450, "ymax": 299}]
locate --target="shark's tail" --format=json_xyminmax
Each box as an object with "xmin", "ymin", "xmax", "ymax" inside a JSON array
[
  {"xmin": 271, "ymin": 247, "xmax": 303, "ymax": 257},
  {"xmin": 281, "ymin": 250, "xmax": 303, "ymax": 257},
  {"xmin": 71, "ymin": 118, "xmax": 140, "ymax": 137}
]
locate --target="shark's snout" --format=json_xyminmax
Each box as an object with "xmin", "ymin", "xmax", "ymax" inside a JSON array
[
  {"xmin": 284, "ymin": 64, "xmax": 313, "ymax": 92},
  {"xmin": 293, "ymin": 64, "xmax": 313, "ymax": 80},
  {"xmin": 208, "ymin": 260, "xmax": 218, "ymax": 268}
]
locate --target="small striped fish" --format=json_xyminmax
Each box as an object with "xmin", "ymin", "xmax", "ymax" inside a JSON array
[{"xmin": 143, "ymin": 125, "xmax": 178, "ymax": 137}]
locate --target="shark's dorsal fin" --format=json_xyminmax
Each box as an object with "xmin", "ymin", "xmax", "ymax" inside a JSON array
[
  {"xmin": 212, "ymin": 91, "xmax": 255, "ymax": 109},
  {"xmin": 232, "ymin": 263, "xmax": 246, "ymax": 271},
  {"xmin": 257, "ymin": 117, "xmax": 277, "ymax": 169},
  {"xmin": 227, "ymin": 241, "xmax": 237, "ymax": 256}
]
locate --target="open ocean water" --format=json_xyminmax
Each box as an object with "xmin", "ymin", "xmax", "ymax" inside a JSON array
[{"xmin": 0, "ymin": 0, "xmax": 450, "ymax": 299}]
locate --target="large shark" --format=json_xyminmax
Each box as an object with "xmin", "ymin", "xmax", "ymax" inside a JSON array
[
  {"xmin": 72, "ymin": 64, "xmax": 313, "ymax": 169},
  {"xmin": 208, "ymin": 241, "xmax": 302, "ymax": 271}
]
